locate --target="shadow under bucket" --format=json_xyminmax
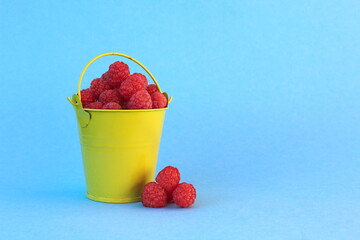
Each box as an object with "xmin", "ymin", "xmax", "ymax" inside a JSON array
[{"xmin": 68, "ymin": 53, "xmax": 171, "ymax": 203}]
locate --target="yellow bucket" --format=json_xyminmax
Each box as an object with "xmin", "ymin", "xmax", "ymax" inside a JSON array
[{"xmin": 67, "ymin": 52, "xmax": 172, "ymax": 203}]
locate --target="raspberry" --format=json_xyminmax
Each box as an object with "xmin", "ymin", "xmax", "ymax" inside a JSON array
[
  {"xmin": 90, "ymin": 78, "xmax": 111, "ymax": 98},
  {"xmin": 127, "ymin": 90, "xmax": 152, "ymax": 109},
  {"xmin": 80, "ymin": 88, "xmax": 95, "ymax": 106},
  {"xmin": 84, "ymin": 102, "xmax": 103, "ymax": 109},
  {"xmin": 147, "ymin": 84, "xmax": 159, "ymax": 95},
  {"xmin": 141, "ymin": 182, "xmax": 167, "ymax": 208},
  {"xmin": 173, "ymin": 183, "xmax": 196, "ymax": 208},
  {"xmin": 99, "ymin": 89, "xmax": 122, "ymax": 105},
  {"xmin": 103, "ymin": 102, "xmax": 122, "ymax": 109},
  {"xmin": 155, "ymin": 166, "xmax": 180, "ymax": 201},
  {"xmin": 119, "ymin": 73, "xmax": 148, "ymax": 100},
  {"xmin": 151, "ymin": 92, "xmax": 168, "ymax": 109},
  {"xmin": 101, "ymin": 61, "xmax": 130, "ymax": 87}
]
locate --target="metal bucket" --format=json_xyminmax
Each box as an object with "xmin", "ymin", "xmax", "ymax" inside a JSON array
[{"xmin": 67, "ymin": 53, "xmax": 172, "ymax": 203}]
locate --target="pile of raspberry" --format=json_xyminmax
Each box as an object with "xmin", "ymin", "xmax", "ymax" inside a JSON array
[
  {"xmin": 79, "ymin": 61, "xmax": 168, "ymax": 110},
  {"xmin": 141, "ymin": 166, "xmax": 196, "ymax": 208}
]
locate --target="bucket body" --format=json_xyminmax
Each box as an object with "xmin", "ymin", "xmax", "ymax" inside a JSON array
[{"xmin": 74, "ymin": 108, "xmax": 166, "ymax": 203}]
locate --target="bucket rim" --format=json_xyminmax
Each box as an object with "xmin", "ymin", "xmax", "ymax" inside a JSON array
[{"xmin": 83, "ymin": 106, "xmax": 168, "ymax": 112}]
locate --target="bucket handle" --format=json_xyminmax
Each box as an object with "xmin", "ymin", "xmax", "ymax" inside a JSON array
[{"xmin": 68, "ymin": 52, "xmax": 172, "ymax": 106}]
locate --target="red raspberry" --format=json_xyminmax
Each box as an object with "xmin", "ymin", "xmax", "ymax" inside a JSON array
[
  {"xmin": 127, "ymin": 90, "xmax": 152, "ymax": 109},
  {"xmin": 99, "ymin": 89, "xmax": 122, "ymax": 105},
  {"xmin": 90, "ymin": 78, "xmax": 111, "ymax": 98},
  {"xmin": 151, "ymin": 92, "xmax": 168, "ymax": 109},
  {"xmin": 80, "ymin": 88, "xmax": 95, "ymax": 106},
  {"xmin": 103, "ymin": 102, "xmax": 122, "ymax": 109},
  {"xmin": 155, "ymin": 166, "xmax": 180, "ymax": 202},
  {"xmin": 119, "ymin": 73, "xmax": 148, "ymax": 100},
  {"xmin": 147, "ymin": 84, "xmax": 159, "ymax": 95},
  {"xmin": 173, "ymin": 183, "xmax": 196, "ymax": 208},
  {"xmin": 141, "ymin": 182, "xmax": 167, "ymax": 208},
  {"xmin": 101, "ymin": 61, "xmax": 130, "ymax": 87},
  {"xmin": 84, "ymin": 102, "xmax": 103, "ymax": 109}
]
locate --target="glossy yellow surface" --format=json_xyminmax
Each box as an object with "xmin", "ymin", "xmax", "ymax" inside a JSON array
[{"xmin": 68, "ymin": 53, "xmax": 170, "ymax": 203}]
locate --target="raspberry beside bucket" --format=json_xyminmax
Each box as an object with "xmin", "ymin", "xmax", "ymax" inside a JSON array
[
  {"xmin": 155, "ymin": 166, "xmax": 180, "ymax": 202},
  {"xmin": 172, "ymin": 183, "xmax": 196, "ymax": 208},
  {"xmin": 141, "ymin": 166, "xmax": 197, "ymax": 208},
  {"xmin": 141, "ymin": 182, "xmax": 167, "ymax": 208}
]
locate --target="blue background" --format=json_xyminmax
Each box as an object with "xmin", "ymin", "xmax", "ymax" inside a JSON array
[{"xmin": 1, "ymin": 0, "xmax": 359, "ymax": 239}]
